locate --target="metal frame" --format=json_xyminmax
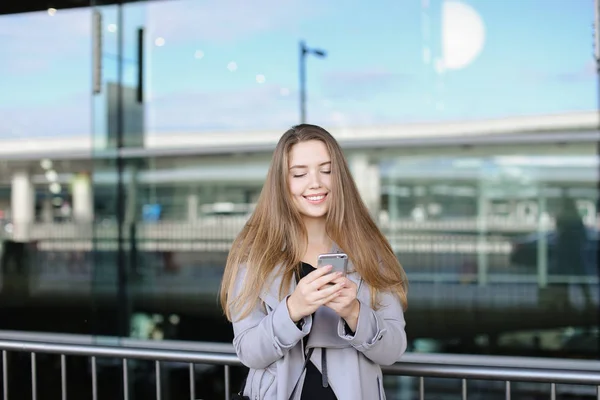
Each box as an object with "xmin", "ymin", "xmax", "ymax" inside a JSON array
[{"xmin": 0, "ymin": 334, "xmax": 598, "ymax": 400}]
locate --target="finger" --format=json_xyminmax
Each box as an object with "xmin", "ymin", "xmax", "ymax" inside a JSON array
[
  {"xmin": 324, "ymin": 297, "xmax": 341, "ymax": 307},
  {"xmin": 314, "ymin": 281, "xmax": 345, "ymax": 301},
  {"xmin": 327, "ymin": 284, "xmax": 352, "ymax": 298},
  {"xmin": 303, "ymin": 265, "xmax": 333, "ymax": 284},
  {"xmin": 312, "ymin": 271, "xmax": 343, "ymax": 288},
  {"xmin": 329, "ymin": 276, "xmax": 349, "ymax": 285},
  {"xmin": 321, "ymin": 289, "xmax": 343, "ymax": 306}
]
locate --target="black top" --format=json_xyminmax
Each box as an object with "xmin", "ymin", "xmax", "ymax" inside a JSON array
[{"xmin": 297, "ymin": 262, "xmax": 338, "ymax": 400}]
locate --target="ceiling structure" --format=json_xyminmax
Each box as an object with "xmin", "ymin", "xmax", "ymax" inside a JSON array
[{"xmin": 0, "ymin": 0, "xmax": 145, "ymax": 15}]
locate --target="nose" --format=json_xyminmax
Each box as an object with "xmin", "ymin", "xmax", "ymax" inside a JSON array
[{"xmin": 308, "ymin": 169, "xmax": 322, "ymax": 189}]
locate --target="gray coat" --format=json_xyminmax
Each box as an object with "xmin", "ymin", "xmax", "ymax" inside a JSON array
[{"xmin": 230, "ymin": 250, "xmax": 407, "ymax": 400}]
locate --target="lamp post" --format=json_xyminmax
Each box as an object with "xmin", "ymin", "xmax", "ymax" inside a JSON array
[{"xmin": 299, "ymin": 40, "xmax": 327, "ymax": 124}]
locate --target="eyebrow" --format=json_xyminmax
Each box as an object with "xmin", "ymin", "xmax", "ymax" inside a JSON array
[{"xmin": 289, "ymin": 161, "xmax": 331, "ymax": 170}]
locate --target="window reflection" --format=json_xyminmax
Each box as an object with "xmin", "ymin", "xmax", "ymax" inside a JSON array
[{"xmin": 0, "ymin": 0, "xmax": 597, "ymax": 368}]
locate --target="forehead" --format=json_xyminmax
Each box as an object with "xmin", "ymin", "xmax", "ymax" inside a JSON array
[{"xmin": 288, "ymin": 140, "xmax": 330, "ymax": 166}]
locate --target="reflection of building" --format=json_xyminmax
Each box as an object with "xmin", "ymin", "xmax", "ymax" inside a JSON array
[
  {"xmin": 1, "ymin": 1, "xmax": 598, "ymax": 397},
  {"xmin": 0, "ymin": 111, "xmax": 597, "ymax": 227},
  {"xmin": 0, "ymin": 111, "xmax": 598, "ymax": 332}
]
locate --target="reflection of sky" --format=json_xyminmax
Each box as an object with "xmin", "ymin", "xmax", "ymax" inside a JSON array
[{"xmin": 0, "ymin": 0, "xmax": 595, "ymax": 139}]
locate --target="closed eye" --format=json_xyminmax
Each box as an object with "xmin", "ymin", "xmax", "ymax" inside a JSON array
[{"xmin": 292, "ymin": 173, "xmax": 306, "ymax": 178}]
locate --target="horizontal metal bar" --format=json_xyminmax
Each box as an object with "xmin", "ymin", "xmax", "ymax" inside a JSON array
[
  {"xmin": 0, "ymin": 339, "xmax": 599, "ymax": 386},
  {"xmin": 0, "ymin": 340, "xmax": 242, "ymax": 366},
  {"xmin": 384, "ymin": 362, "xmax": 600, "ymax": 385},
  {"xmin": 1, "ymin": 330, "xmax": 598, "ymax": 374},
  {"xmin": 0, "ymin": 330, "xmax": 235, "ymax": 353}
]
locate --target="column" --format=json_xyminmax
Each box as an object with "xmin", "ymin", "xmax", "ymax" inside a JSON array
[
  {"xmin": 41, "ymin": 198, "xmax": 53, "ymax": 223},
  {"xmin": 349, "ymin": 154, "xmax": 381, "ymax": 219},
  {"xmin": 536, "ymin": 190, "xmax": 548, "ymax": 288},
  {"xmin": 187, "ymin": 193, "xmax": 198, "ymax": 222},
  {"xmin": 476, "ymin": 180, "xmax": 489, "ymax": 286},
  {"xmin": 11, "ymin": 171, "xmax": 35, "ymax": 242},
  {"xmin": 389, "ymin": 166, "xmax": 399, "ymax": 222},
  {"xmin": 72, "ymin": 172, "xmax": 94, "ymax": 223}
]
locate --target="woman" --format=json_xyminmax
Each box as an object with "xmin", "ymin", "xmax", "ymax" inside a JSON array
[{"xmin": 220, "ymin": 124, "xmax": 408, "ymax": 400}]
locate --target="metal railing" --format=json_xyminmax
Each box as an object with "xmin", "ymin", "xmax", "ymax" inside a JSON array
[{"xmin": 0, "ymin": 332, "xmax": 599, "ymax": 400}]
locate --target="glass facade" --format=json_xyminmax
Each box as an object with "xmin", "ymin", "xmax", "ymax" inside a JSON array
[{"xmin": 0, "ymin": 0, "xmax": 598, "ymax": 398}]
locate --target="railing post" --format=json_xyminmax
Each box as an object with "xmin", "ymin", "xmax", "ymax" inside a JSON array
[
  {"xmin": 91, "ymin": 356, "xmax": 98, "ymax": 400},
  {"xmin": 188, "ymin": 363, "xmax": 195, "ymax": 400},
  {"xmin": 224, "ymin": 365, "xmax": 231, "ymax": 400},
  {"xmin": 155, "ymin": 360, "xmax": 161, "ymax": 400},
  {"xmin": 61, "ymin": 354, "xmax": 67, "ymax": 400},
  {"xmin": 2, "ymin": 351, "xmax": 7, "ymax": 400},
  {"xmin": 30, "ymin": 353, "xmax": 37, "ymax": 400},
  {"xmin": 122, "ymin": 359, "xmax": 129, "ymax": 400}
]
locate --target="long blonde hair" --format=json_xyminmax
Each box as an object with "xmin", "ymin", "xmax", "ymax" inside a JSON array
[{"xmin": 219, "ymin": 124, "xmax": 408, "ymax": 321}]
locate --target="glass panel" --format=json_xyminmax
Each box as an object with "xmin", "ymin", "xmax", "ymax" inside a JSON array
[
  {"xmin": 0, "ymin": 6, "xmax": 96, "ymax": 333},
  {"xmin": 133, "ymin": 0, "xmax": 597, "ymax": 362},
  {"xmin": 89, "ymin": 1, "xmax": 146, "ymax": 338},
  {"xmin": 2, "ymin": 0, "xmax": 597, "ymax": 398},
  {"xmin": 92, "ymin": 5, "xmax": 597, "ymax": 399}
]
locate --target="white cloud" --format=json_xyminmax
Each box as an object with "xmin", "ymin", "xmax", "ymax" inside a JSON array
[
  {"xmin": 147, "ymin": 84, "xmax": 299, "ymax": 132},
  {"xmin": 146, "ymin": 83, "xmax": 393, "ymax": 134},
  {"xmin": 0, "ymin": 9, "xmax": 90, "ymax": 60},
  {"xmin": 0, "ymin": 92, "xmax": 90, "ymax": 139},
  {"xmin": 145, "ymin": 0, "xmax": 328, "ymax": 43}
]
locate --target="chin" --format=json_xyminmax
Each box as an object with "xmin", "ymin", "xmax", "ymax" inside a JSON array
[{"xmin": 300, "ymin": 210, "xmax": 328, "ymax": 220}]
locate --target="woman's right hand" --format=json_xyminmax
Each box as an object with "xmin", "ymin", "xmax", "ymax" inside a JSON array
[{"xmin": 286, "ymin": 265, "xmax": 346, "ymax": 322}]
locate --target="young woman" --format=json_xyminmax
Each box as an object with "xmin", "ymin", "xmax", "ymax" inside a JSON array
[{"xmin": 220, "ymin": 124, "xmax": 408, "ymax": 400}]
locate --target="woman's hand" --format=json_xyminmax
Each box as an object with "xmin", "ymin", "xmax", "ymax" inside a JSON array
[
  {"xmin": 287, "ymin": 265, "xmax": 345, "ymax": 322},
  {"xmin": 325, "ymin": 277, "xmax": 360, "ymax": 332}
]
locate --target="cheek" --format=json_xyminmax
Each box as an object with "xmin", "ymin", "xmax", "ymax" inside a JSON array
[{"xmin": 288, "ymin": 179, "xmax": 302, "ymax": 196}]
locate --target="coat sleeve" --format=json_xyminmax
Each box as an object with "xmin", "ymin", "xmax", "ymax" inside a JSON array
[
  {"xmin": 337, "ymin": 288, "xmax": 407, "ymax": 366},
  {"xmin": 230, "ymin": 267, "xmax": 312, "ymax": 369}
]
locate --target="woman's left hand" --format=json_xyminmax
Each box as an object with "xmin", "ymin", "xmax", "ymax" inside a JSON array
[{"xmin": 324, "ymin": 277, "xmax": 360, "ymax": 332}]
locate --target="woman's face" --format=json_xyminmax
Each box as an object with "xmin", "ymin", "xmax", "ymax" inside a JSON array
[{"xmin": 287, "ymin": 140, "xmax": 332, "ymax": 220}]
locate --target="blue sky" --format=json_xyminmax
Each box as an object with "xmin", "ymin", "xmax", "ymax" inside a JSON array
[{"xmin": 0, "ymin": 0, "xmax": 596, "ymax": 139}]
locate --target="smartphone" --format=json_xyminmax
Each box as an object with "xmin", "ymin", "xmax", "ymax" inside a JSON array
[{"xmin": 317, "ymin": 252, "xmax": 349, "ymax": 276}]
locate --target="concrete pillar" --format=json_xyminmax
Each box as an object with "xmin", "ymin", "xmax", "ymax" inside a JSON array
[
  {"xmin": 388, "ymin": 166, "xmax": 399, "ymax": 222},
  {"xmin": 350, "ymin": 154, "xmax": 381, "ymax": 218},
  {"xmin": 368, "ymin": 162, "xmax": 381, "ymax": 218},
  {"xmin": 72, "ymin": 172, "xmax": 94, "ymax": 223},
  {"xmin": 476, "ymin": 181, "xmax": 489, "ymax": 286},
  {"xmin": 536, "ymin": 191, "xmax": 548, "ymax": 288},
  {"xmin": 41, "ymin": 198, "xmax": 53, "ymax": 223},
  {"xmin": 11, "ymin": 171, "xmax": 35, "ymax": 242},
  {"xmin": 187, "ymin": 194, "xmax": 198, "ymax": 221}
]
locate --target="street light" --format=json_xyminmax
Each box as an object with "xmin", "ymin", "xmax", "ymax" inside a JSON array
[{"xmin": 299, "ymin": 40, "xmax": 327, "ymax": 124}]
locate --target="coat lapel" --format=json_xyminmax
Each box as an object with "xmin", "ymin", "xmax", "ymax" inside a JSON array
[{"xmin": 259, "ymin": 263, "xmax": 296, "ymax": 310}]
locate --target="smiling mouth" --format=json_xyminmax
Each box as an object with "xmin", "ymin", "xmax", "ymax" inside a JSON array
[{"xmin": 303, "ymin": 193, "xmax": 327, "ymax": 204}]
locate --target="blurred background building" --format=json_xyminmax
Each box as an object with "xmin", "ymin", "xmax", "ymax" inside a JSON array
[{"xmin": 0, "ymin": 0, "xmax": 598, "ymax": 398}]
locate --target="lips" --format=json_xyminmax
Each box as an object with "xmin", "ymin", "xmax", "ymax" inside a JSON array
[{"xmin": 303, "ymin": 193, "xmax": 327, "ymax": 204}]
